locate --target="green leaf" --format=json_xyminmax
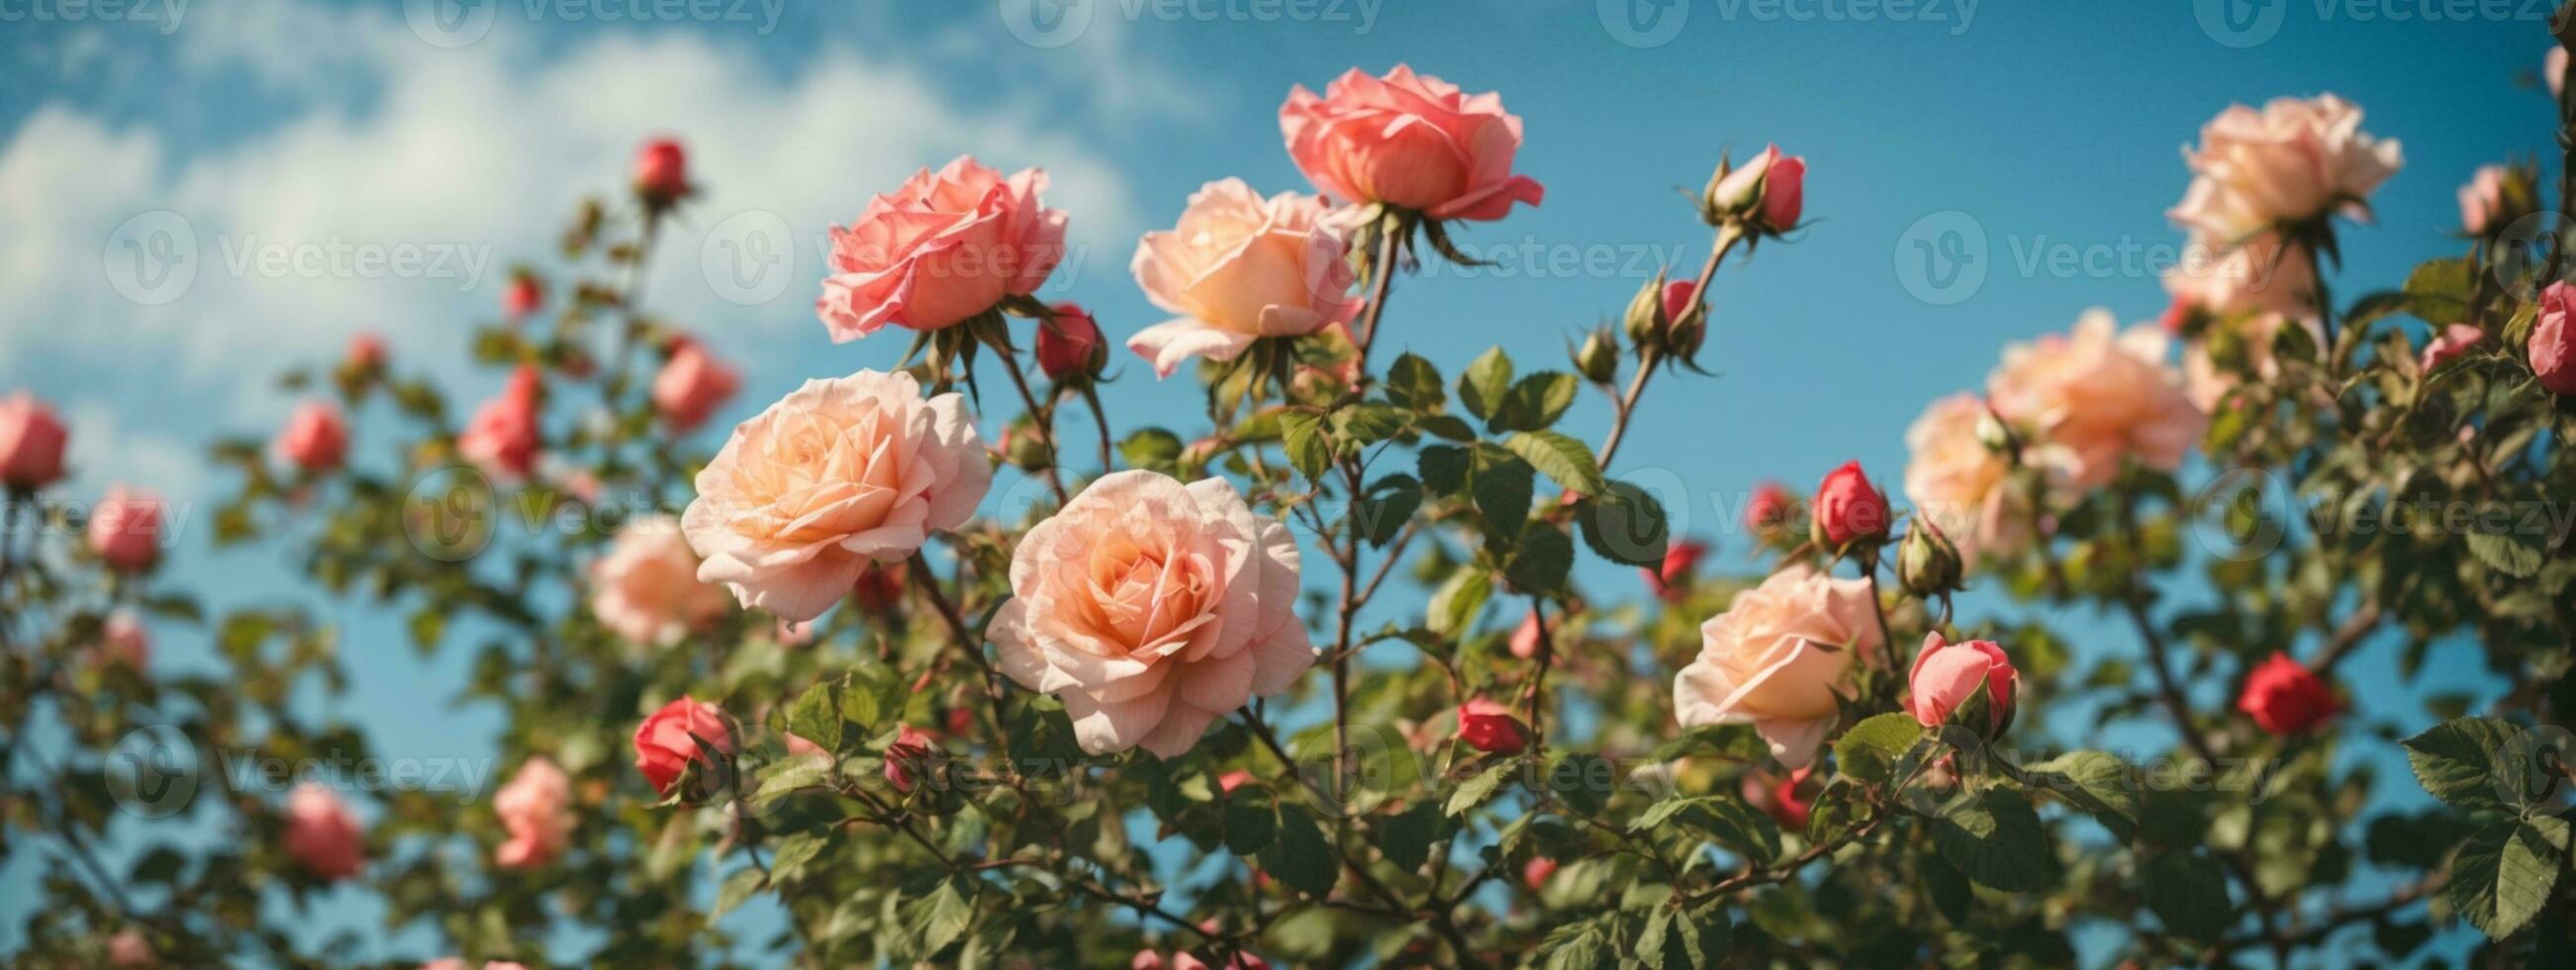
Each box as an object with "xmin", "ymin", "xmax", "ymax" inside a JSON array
[
  {"xmin": 1833, "ymin": 713, "xmax": 1924, "ymax": 786},
  {"xmin": 768, "ymin": 832, "xmax": 827, "ymax": 882},
  {"xmin": 1354, "ymin": 475, "xmax": 1421, "ymax": 548},
  {"xmin": 1447, "ymin": 759, "xmax": 1518, "ymax": 817},
  {"xmin": 1932, "ymin": 789, "xmax": 2050, "ymax": 892},
  {"xmin": 1490, "ymin": 371, "xmax": 1581, "ymax": 433},
  {"xmin": 408, "ymin": 609, "xmax": 445, "ymax": 652},
  {"xmin": 1920, "ymin": 854, "xmax": 1972, "ymax": 925},
  {"xmin": 2142, "ymin": 852, "xmax": 2231, "ymax": 943},
  {"xmin": 1120, "ymin": 428, "xmax": 1184, "ymax": 473},
  {"xmin": 1575, "ymin": 481, "xmax": 1670, "ymax": 568},
  {"xmin": 1504, "ymin": 525, "xmax": 1575, "ymax": 597},
  {"xmin": 751, "ymin": 757, "xmax": 829, "ymax": 808},
  {"xmin": 1261, "ymin": 804, "xmax": 1340, "ymax": 897},
  {"xmin": 840, "ymin": 660, "xmax": 905, "ymax": 733},
  {"xmin": 1222, "ymin": 787, "xmax": 1277, "ymax": 856},
  {"xmin": 1459, "ymin": 346, "xmax": 1514, "ymax": 421},
  {"xmin": 1386, "ymin": 352, "xmax": 1445, "ymax": 411},
  {"xmin": 1332, "ymin": 402, "xmax": 1407, "ymax": 446},
  {"xmin": 1280, "ymin": 412, "xmax": 1332, "ymax": 481},
  {"xmin": 712, "ymin": 866, "xmax": 767, "ymax": 921},
  {"xmin": 1378, "ymin": 802, "xmax": 1446, "ymax": 872},
  {"xmin": 1427, "ymin": 568, "xmax": 1491, "ymax": 639},
  {"xmin": 1418, "ymin": 444, "xmax": 1472, "ymax": 495},
  {"xmin": 777, "ymin": 679, "xmax": 844, "ymax": 754},
  {"xmin": 2465, "ymin": 528, "xmax": 2545, "ymax": 579},
  {"xmin": 911, "ymin": 877, "xmax": 976, "ymax": 956},
  {"xmin": 2024, "ymin": 750, "xmax": 2141, "ymax": 838},
  {"xmin": 2403, "ymin": 717, "xmax": 2515, "ymax": 811},
  {"xmin": 1471, "ymin": 449, "xmax": 1537, "ymax": 542},
  {"xmin": 2448, "ymin": 818, "xmax": 2567, "ymax": 940},
  {"xmin": 1504, "ymin": 431, "xmax": 1607, "ymax": 497}
]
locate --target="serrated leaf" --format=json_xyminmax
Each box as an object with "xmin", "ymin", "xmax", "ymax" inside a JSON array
[
  {"xmin": 1504, "ymin": 431, "xmax": 1606, "ymax": 497},
  {"xmin": 768, "ymin": 832, "xmax": 827, "ymax": 882},
  {"xmin": 1448, "ymin": 759, "xmax": 1518, "ymax": 817},
  {"xmin": 1222, "ymin": 787, "xmax": 1277, "ymax": 856},
  {"xmin": 2024, "ymin": 750, "xmax": 2140, "ymax": 837},
  {"xmin": 1280, "ymin": 412, "xmax": 1331, "ymax": 481},
  {"xmin": 1261, "ymin": 804, "xmax": 1339, "ymax": 896},
  {"xmin": 1504, "ymin": 525, "xmax": 1574, "ymax": 597},
  {"xmin": 911, "ymin": 877, "xmax": 976, "ymax": 955},
  {"xmin": 1427, "ymin": 568, "xmax": 1491, "ymax": 639},
  {"xmin": 1833, "ymin": 713, "xmax": 1924, "ymax": 785},
  {"xmin": 1932, "ymin": 789, "xmax": 2050, "ymax": 892},
  {"xmin": 1355, "ymin": 475, "xmax": 1421, "ymax": 548},
  {"xmin": 2448, "ymin": 819, "xmax": 2566, "ymax": 940},
  {"xmin": 777, "ymin": 679, "xmax": 843, "ymax": 754},
  {"xmin": 1378, "ymin": 801, "xmax": 1445, "ymax": 872},
  {"xmin": 1386, "ymin": 353, "xmax": 1445, "ymax": 411},
  {"xmin": 1575, "ymin": 481, "xmax": 1670, "ymax": 568},
  {"xmin": 2403, "ymin": 717, "xmax": 2515, "ymax": 811},
  {"xmin": 751, "ymin": 757, "xmax": 829, "ymax": 808},
  {"xmin": 1418, "ymin": 444, "xmax": 1472, "ymax": 495},
  {"xmin": 1332, "ymin": 402, "xmax": 1406, "ymax": 446},
  {"xmin": 1471, "ymin": 449, "xmax": 1537, "ymax": 542},
  {"xmin": 1490, "ymin": 371, "xmax": 1581, "ymax": 433},
  {"xmin": 2465, "ymin": 528, "xmax": 2545, "ymax": 579},
  {"xmin": 2142, "ymin": 851, "xmax": 2231, "ymax": 943},
  {"xmin": 1459, "ymin": 347, "xmax": 1514, "ymax": 421}
]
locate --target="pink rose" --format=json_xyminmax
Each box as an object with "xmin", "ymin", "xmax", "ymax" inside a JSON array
[
  {"xmin": 2421, "ymin": 324, "xmax": 2487, "ymax": 374},
  {"xmin": 2181, "ymin": 312, "xmax": 2329, "ymax": 412},
  {"xmin": 1987, "ymin": 310, "xmax": 2205, "ymax": 490},
  {"xmin": 89, "ymin": 486, "xmax": 164, "ymax": 574},
  {"xmin": 106, "ymin": 928, "xmax": 152, "ymax": 967},
  {"xmin": 632, "ymin": 137, "xmax": 691, "ymax": 205},
  {"xmin": 1907, "ymin": 632, "xmax": 2017, "ymax": 736},
  {"xmin": 2169, "ymin": 94, "xmax": 2402, "ymax": 240},
  {"xmin": 459, "ymin": 366, "xmax": 543, "ymax": 480},
  {"xmin": 1709, "ymin": 144, "xmax": 1807, "ymax": 233},
  {"xmin": 344, "ymin": 333, "xmax": 387, "ymax": 372},
  {"xmin": 1215, "ymin": 769, "xmax": 1254, "ymax": 794},
  {"xmin": 2534, "ymin": 282, "xmax": 2576, "ymax": 396},
  {"xmin": 1673, "ymin": 565, "xmax": 1881, "ymax": 769},
  {"xmin": 1457, "ymin": 698, "xmax": 1529, "ymax": 755},
  {"xmin": 1279, "ymin": 65, "xmax": 1543, "ymax": 222},
  {"xmin": 1523, "ymin": 855, "xmax": 1558, "ymax": 889},
  {"xmin": 652, "ymin": 338, "xmax": 740, "ymax": 436},
  {"xmin": 275, "ymin": 400, "xmax": 350, "ymax": 473},
  {"xmin": 1641, "ymin": 538, "xmax": 1707, "ymax": 604},
  {"xmin": 883, "ymin": 724, "xmax": 934, "ymax": 793},
  {"xmin": 493, "ymin": 756, "xmax": 573, "ymax": 869},
  {"xmin": 633, "ymin": 695, "xmax": 735, "ymax": 796},
  {"xmin": 681, "ymin": 369, "xmax": 989, "ymax": 622},
  {"xmin": 2551, "ymin": 46, "xmax": 2569, "ymax": 100},
  {"xmin": 816, "ymin": 156, "xmax": 1068, "ymax": 340},
  {"xmin": 502, "ymin": 274, "xmax": 542, "ymax": 319},
  {"xmin": 1127, "ymin": 179, "xmax": 1362, "ymax": 378},
  {"xmin": 102, "ymin": 611, "xmax": 150, "ymax": 669},
  {"xmin": 591, "ymin": 516, "xmax": 730, "ymax": 645},
  {"xmin": 1743, "ymin": 481, "xmax": 1797, "ymax": 536},
  {"xmin": 2459, "ymin": 164, "xmax": 2509, "ymax": 236},
  {"xmin": 990, "ymin": 471, "xmax": 1312, "ymax": 758},
  {"xmin": 1902, "ymin": 394, "xmax": 2026, "ymax": 564},
  {"xmin": 283, "ymin": 783, "xmax": 364, "ymax": 880},
  {"xmin": 2164, "ymin": 232, "xmax": 2317, "ymax": 320},
  {"xmin": 1508, "ymin": 611, "xmax": 1548, "ymax": 660},
  {"xmin": 1036, "ymin": 303, "xmax": 1105, "ymax": 382},
  {"xmin": 0, "ymin": 391, "xmax": 69, "ymax": 491}
]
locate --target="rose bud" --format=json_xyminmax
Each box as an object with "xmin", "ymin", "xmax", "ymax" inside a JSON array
[
  {"xmin": 1522, "ymin": 855, "xmax": 1558, "ymax": 889},
  {"xmin": 1457, "ymin": 698, "xmax": 1530, "ymax": 755},
  {"xmin": 502, "ymin": 273, "xmax": 542, "ymax": 319},
  {"xmin": 649, "ymin": 337, "xmax": 741, "ymax": 436},
  {"xmin": 2531, "ymin": 281, "xmax": 2576, "ymax": 396},
  {"xmin": 1036, "ymin": 303, "xmax": 1105, "ymax": 382},
  {"xmin": 89, "ymin": 486, "xmax": 164, "ymax": 574},
  {"xmin": 1907, "ymin": 632, "xmax": 2017, "ymax": 739},
  {"xmin": 1811, "ymin": 461, "xmax": 1891, "ymax": 549},
  {"xmin": 1705, "ymin": 144, "xmax": 1806, "ymax": 236},
  {"xmin": 1215, "ymin": 769, "xmax": 1255, "ymax": 794},
  {"xmin": 1133, "ymin": 952, "xmax": 1167, "ymax": 970},
  {"xmin": 1000, "ymin": 423, "xmax": 1053, "ymax": 472},
  {"xmin": 1743, "ymin": 481, "xmax": 1796, "ymax": 537},
  {"xmin": 1641, "ymin": 538, "xmax": 1708, "ymax": 604},
  {"xmin": 1897, "ymin": 520, "xmax": 1965, "ymax": 597},
  {"xmin": 275, "ymin": 400, "xmax": 350, "ymax": 473},
  {"xmin": 492, "ymin": 757, "xmax": 573, "ymax": 870},
  {"xmin": 1508, "ymin": 611, "xmax": 1548, "ymax": 660},
  {"xmin": 282, "ymin": 783, "xmax": 365, "ymax": 881},
  {"xmin": 2456, "ymin": 163, "xmax": 2533, "ymax": 238},
  {"xmin": 1743, "ymin": 766, "xmax": 1816, "ymax": 830},
  {"xmin": 106, "ymin": 928, "xmax": 152, "ymax": 967},
  {"xmin": 458, "ymin": 366, "xmax": 543, "ymax": 480},
  {"xmin": 632, "ymin": 696, "xmax": 735, "ymax": 798},
  {"xmin": 344, "ymin": 333, "xmax": 387, "ymax": 372},
  {"xmin": 1573, "ymin": 326, "xmax": 1619, "ymax": 384},
  {"xmin": 1621, "ymin": 271, "xmax": 1675, "ymax": 348},
  {"xmin": 2237, "ymin": 652, "xmax": 2337, "ymax": 735},
  {"xmin": 2420, "ymin": 324, "xmax": 2486, "ymax": 374},
  {"xmin": 631, "ymin": 138, "xmax": 691, "ymax": 209},
  {"xmin": 0, "ymin": 392, "xmax": 69, "ymax": 493},
  {"xmin": 883, "ymin": 724, "xmax": 936, "ymax": 793},
  {"xmin": 102, "ymin": 611, "xmax": 151, "ymax": 669}
]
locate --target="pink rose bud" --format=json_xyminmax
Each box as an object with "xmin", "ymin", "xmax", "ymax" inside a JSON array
[
  {"xmin": 2420, "ymin": 324, "xmax": 2487, "ymax": 374},
  {"xmin": 2237, "ymin": 652, "xmax": 2337, "ymax": 735},
  {"xmin": 650, "ymin": 338, "xmax": 741, "ymax": 436},
  {"xmin": 883, "ymin": 724, "xmax": 935, "ymax": 793},
  {"xmin": 89, "ymin": 486, "xmax": 164, "ymax": 574},
  {"xmin": 106, "ymin": 928, "xmax": 152, "ymax": 967},
  {"xmin": 502, "ymin": 274, "xmax": 543, "ymax": 319},
  {"xmin": 2458, "ymin": 164, "xmax": 2509, "ymax": 236},
  {"xmin": 1522, "ymin": 855, "xmax": 1558, "ymax": 889},
  {"xmin": 1661, "ymin": 279, "xmax": 1700, "ymax": 330},
  {"xmin": 632, "ymin": 696, "xmax": 735, "ymax": 797},
  {"xmin": 1035, "ymin": 303, "xmax": 1104, "ymax": 381},
  {"xmin": 0, "ymin": 391, "xmax": 70, "ymax": 492},
  {"xmin": 1278, "ymin": 64, "xmax": 1544, "ymax": 222},
  {"xmin": 1132, "ymin": 952, "xmax": 1167, "ymax": 970},
  {"xmin": 276, "ymin": 400, "xmax": 350, "ymax": 473},
  {"xmin": 1508, "ymin": 611, "xmax": 1548, "ymax": 660},
  {"xmin": 1707, "ymin": 144, "xmax": 1806, "ymax": 234},
  {"xmin": 1743, "ymin": 481, "xmax": 1795, "ymax": 536},
  {"xmin": 818, "ymin": 156, "xmax": 1068, "ymax": 340},
  {"xmin": 492, "ymin": 757, "xmax": 573, "ymax": 869},
  {"xmin": 344, "ymin": 333, "xmax": 387, "ymax": 372},
  {"xmin": 1811, "ymin": 461, "xmax": 1890, "ymax": 548},
  {"xmin": 459, "ymin": 366, "xmax": 543, "ymax": 480},
  {"xmin": 103, "ymin": 611, "xmax": 150, "ymax": 669},
  {"xmin": 1641, "ymin": 538, "xmax": 1708, "ymax": 604},
  {"xmin": 1215, "ymin": 769, "xmax": 1255, "ymax": 794},
  {"xmin": 632, "ymin": 138, "xmax": 691, "ymax": 206},
  {"xmin": 1456, "ymin": 698, "xmax": 1529, "ymax": 755},
  {"xmin": 282, "ymin": 783, "xmax": 365, "ymax": 881},
  {"xmin": 1907, "ymin": 632, "xmax": 2017, "ymax": 737},
  {"xmin": 2532, "ymin": 281, "xmax": 2576, "ymax": 396}
]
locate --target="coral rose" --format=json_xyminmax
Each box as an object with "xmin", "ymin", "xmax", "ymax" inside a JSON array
[
  {"xmin": 88, "ymin": 486, "xmax": 163, "ymax": 574},
  {"xmin": 1986, "ymin": 310, "xmax": 2205, "ymax": 490},
  {"xmin": 1127, "ymin": 179, "xmax": 1362, "ymax": 378},
  {"xmin": 275, "ymin": 400, "xmax": 350, "ymax": 473},
  {"xmin": 283, "ymin": 783, "xmax": 364, "ymax": 880},
  {"xmin": 2169, "ymin": 94, "xmax": 2402, "ymax": 239},
  {"xmin": 459, "ymin": 366, "xmax": 542, "ymax": 480},
  {"xmin": 592, "ymin": 515, "xmax": 730, "ymax": 646},
  {"xmin": 651, "ymin": 338, "xmax": 740, "ymax": 436},
  {"xmin": 633, "ymin": 696, "xmax": 735, "ymax": 795},
  {"xmin": 681, "ymin": 369, "xmax": 991, "ymax": 622},
  {"xmin": 816, "ymin": 156, "xmax": 1068, "ymax": 340},
  {"xmin": 493, "ymin": 756, "xmax": 573, "ymax": 869},
  {"xmin": 989, "ymin": 471, "xmax": 1313, "ymax": 758},
  {"xmin": 1673, "ymin": 565, "xmax": 1881, "ymax": 769},
  {"xmin": 1902, "ymin": 394, "xmax": 2026, "ymax": 564},
  {"xmin": 0, "ymin": 392, "xmax": 68, "ymax": 491},
  {"xmin": 1278, "ymin": 64, "xmax": 1543, "ymax": 221}
]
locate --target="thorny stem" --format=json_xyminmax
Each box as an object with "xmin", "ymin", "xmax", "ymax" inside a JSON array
[
  {"xmin": 990, "ymin": 337, "xmax": 1073, "ymax": 507},
  {"xmin": 1598, "ymin": 224, "xmax": 1741, "ymax": 473}
]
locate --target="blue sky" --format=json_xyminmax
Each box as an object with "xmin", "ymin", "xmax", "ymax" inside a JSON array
[{"xmin": 0, "ymin": 0, "xmax": 2553, "ymax": 962}]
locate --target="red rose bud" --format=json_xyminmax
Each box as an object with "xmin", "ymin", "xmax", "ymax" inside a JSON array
[
  {"xmin": 632, "ymin": 138, "xmax": 691, "ymax": 208},
  {"xmin": 883, "ymin": 724, "xmax": 935, "ymax": 793},
  {"xmin": 343, "ymin": 333, "xmax": 387, "ymax": 372},
  {"xmin": 632, "ymin": 696, "xmax": 735, "ymax": 797},
  {"xmin": 1661, "ymin": 279, "xmax": 1700, "ymax": 331},
  {"xmin": 1908, "ymin": 632, "xmax": 2017, "ymax": 738},
  {"xmin": 1457, "ymin": 698, "xmax": 1529, "ymax": 755},
  {"xmin": 1641, "ymin": 538, "xmax": 1708, "ymax": 603},
  {"xmin": 503, "ymin": 273, "xmax": 543, "ymax": 319},
  {"xmin": 1522, "ymin": 855, "xmax": 1558, "ymax": 889},
  {"xmin": 2532, "ymin": 281, "xmax": 2576, "ymax": 396},
  {"xmin": 2237, "ymin": 652, "xmax": 2337, "ymax": 735},
  {"xmin": 1811, "ymin": 461, "xmax": 1890, "ymax": 548},
  {"xmin": 1743, "ymin": 481, "xmax": 1796, "ymax": 536},
  {"xmin": 1036, "ymin": 303, "xmax": 1105, "ymax": 381}
]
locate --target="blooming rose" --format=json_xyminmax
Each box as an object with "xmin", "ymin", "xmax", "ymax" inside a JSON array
[
  {"xmin": 989, "ymin": 471, "xmax": 1312, "ymax": 758},
  {"xmin": 283, "ymin": 783, "xmax": 364, "ymax": 880},
  {"xmin": 651, "ymin": 338, "xmax": 740, "ymax": 436},
  {"xmin": 102, "ymin": 611, "xmax": 150, "ymax": 669},
  {"xmin": 2169, "ymin": 94, "xmax": 2402, "ymax": 240},
  {"xmin": 1903, "ymin": 394, "xmax": 2026, "ymax": 564},
  {"xmin": 883, "ymin": 724, "xmax": 935, "ymax": 793},
  {"xmin": 1035, "ymin": 303, "xmax": 1105, "ymax": 381},
  {"xmin": 2534, "ymin": 281, "xmax": 2576, "ymax": 396},
  {"xmin": 632, "ymin": 137, "xmax": 690, "ymax": 205},
  {"xmin": 1987, "ymin": 310, "xmax": 2205, "ymax": 490},
  {"xmin": 592, "ymin": 517, "xmax": 731, "ymax": 645},
  {"xmin": 1709, "ymin": 144, "xmax": 1807, "ymax": 233},
  {"xmin": 816, "ymin": 156, "xmax": 1068, "ymax": 340},
  {"xmin": 0, "ymin": 391, "xmax": 68, "ymax": 491},
  {"xmin": 681, "ymin": 369, "xmax": 990, "ymax": 622},
  {"xmin": 1811, "ymin": 461, "xmax": 1890, "ymax": 547},
  {"xmin": 2237, "ymin": 652, "xmax": 2337, "ymax": 735},
  {"xmin": 459, "ymin": 366, "xmax": 542, "ymax": 480},
  {"xmin": 1278, "ymin": 64, "xmax": 1543, "ymax": 221},
  {"xmin": 1127, "ymin": 179, "xmax": 1362, "ymax": 378},
  {"xmin": 492, "ymin": 756, "xmax": 573, "ymax": 869},
  {"xmin": 275, "ymin": 400, "xmax": 350, "ymax": 473},
  {"xmin": 2421, "ymin": 324, "xmax": 2487, "ymax": 374},
  {"xmin": 633, "ymin": 696, "xmax": 735, "ymax": 795},
  {"xmin": 502, "ymin": 274, "xmax": 542, "ymax": 319},
  {"xmin": 1457, "ymin": 698, "xmax": 1530, "ymax": 755},
  {"xmin": 1673, "ymin": 565, "xmax": 1882, "ymax": 768},
  {"xmin": 1907, "ymin": 632, "xmax": 2017, "ymax": 736},
  {"xmin": 89, "ymin": 486, "xmax": 163, "ymax": 573},
  {"xmin": 2164, "ymin": 231, "xmax": 2318, "ymax": 320},
  {"xmin": 2181, "ymin": 312, "xmax": 2330, "ymax": 412}
]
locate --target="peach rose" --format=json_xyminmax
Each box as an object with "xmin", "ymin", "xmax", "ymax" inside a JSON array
[
  {"xmin": 0, "ymin": 391, "xmax": 68, "ymax": 491},
  {"xmin": 2181, "ymin": 312, "xmax": 2329, "ymax": 412},
  {"xmin": 633, "ymin": 695, "xmax": 734, "ymax": 795},
  {"xmin": 493, "ymin": 756, "xmax": 573, "ymax": 869},
  {"xmin": 816, "ymin": 156, "xmax": 1068, "ymax": 340},
  {"xmin": 1987, "ymin": 310, "xmax": 2205, "ymax": 490},
  {"xmin": 651, "ymin": 338, "xmax": 741, "ymax": 436},
  {"xmin": 89, "ymin": 486, "xmax": 164, "ymax": 574},
  {"xmin": 1280, "ymin": 65, "xmax": 1544, "ymax": 222},
  {"xmin": 459, "ymin": 366, "xmax": 542, "ymax": 480},
  {"xmin": 1902, "ymin": 394, "xmax": 2027, "ymax": 564},
  {"xmin": 681, "ymin": 369, "xmax": 990, "ymax": 622},
  {"xmin": 1672, "ymin": 565, "xmax": 1880, "ymax": 769},
  {"xmin": 2169, "ymin": 94, "xmax": 2402, "ymax": 240},
  {"xmin": 283, "ymin": 783, "xmax": 364, "ymax": 880},
  {"xmin": 2163, "ymin": 231, "xmax": 2317, "ymax": 320},
  {"xmin": 1127, "ymin": 179, "xmax": 1362, "ymax": 378},
  {"xmin": 275, "ymin": 400, "xmax": 350, "ymax": 473},
  {"xmin": 591, "ymin": 517, "xmax": 730, "ymax": 645},
  {"xmin": 989, "ymin": 471, "xmax": 1312, "ymax": 758}
]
